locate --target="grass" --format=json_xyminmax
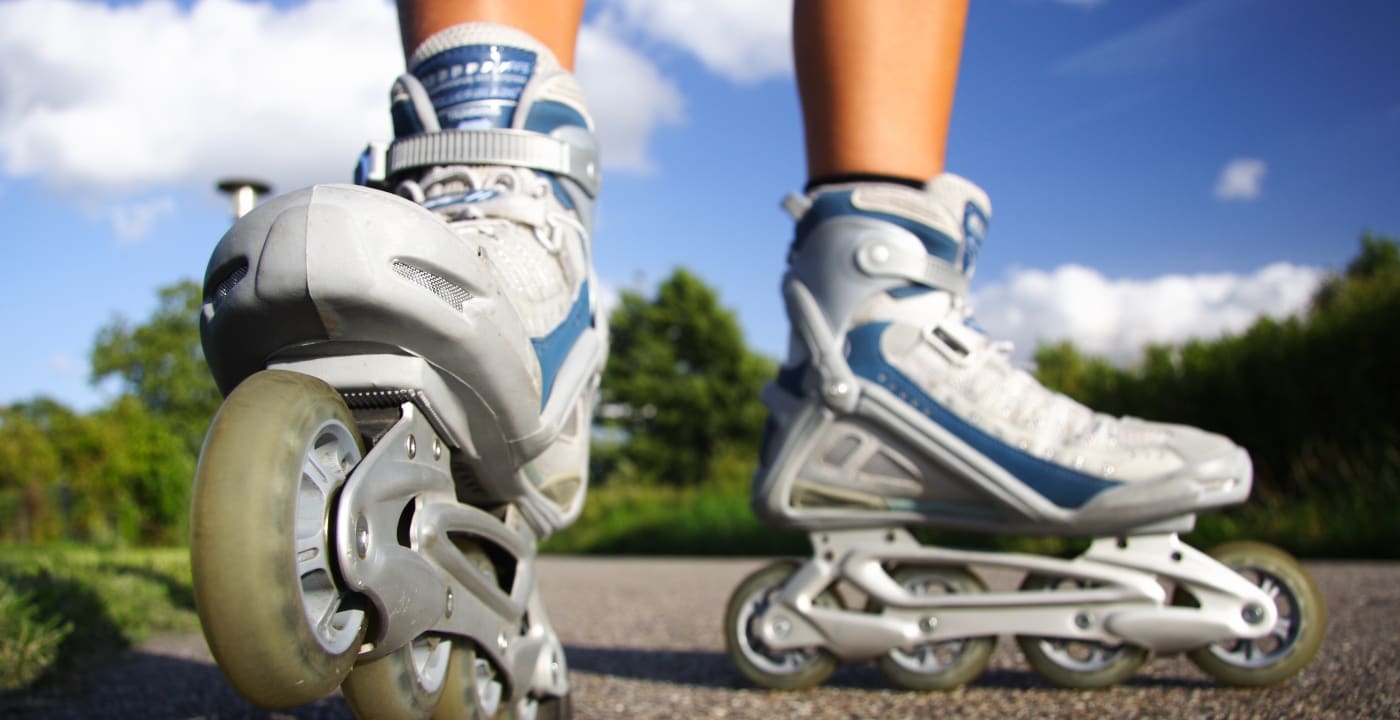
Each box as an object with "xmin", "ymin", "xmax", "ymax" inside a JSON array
[
  {"xmin": 544, "ymin": 475, "xmax": 809, "ymax": 557},
  {"xmin": 0, "ymin": 545, "xmax": 197, "ymax": 696},
  {"xmin": 550, "ymin": 462, "xmax": 1400, "ymax": 560}
]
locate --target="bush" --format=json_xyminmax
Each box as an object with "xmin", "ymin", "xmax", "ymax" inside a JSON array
[
  {"xmin": 0, "ymin": 577, "xmax": 72, "ymax": 691},
  {"xmin": 0, "ymin": 546, "xmax": 197, "ymax": 694}
]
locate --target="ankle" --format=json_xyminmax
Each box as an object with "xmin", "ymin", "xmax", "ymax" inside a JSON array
[{"xmin": 804, "ymin": 173, "xmax": 925, "ymax": 195}]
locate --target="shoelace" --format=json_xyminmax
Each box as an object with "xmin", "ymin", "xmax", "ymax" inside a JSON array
[
  {"xmin": 396, "ymin": 165, "xmax": 585, "ymax": 256},
  {"xmin": 938, "ymin": 295, "xmax": 1101, "ymax": 450}
]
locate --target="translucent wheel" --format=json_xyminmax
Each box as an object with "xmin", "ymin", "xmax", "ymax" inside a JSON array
[
  {"xmin": 1015, "ymin": 574, "xmax": 1150, "ymax": 689},
  {"xmin": 433, "ymin": 643, "xmax": 506, "ymax": 719},
  {"xmin": 530, "ymin": 692, "xmax": 571, "ymax": 720},
  {"xmin": 724, "ymin": 560, "xmax": 843, "ymax": 690},
  {"xmin": 430, "ymin": 540, "xmax": 569, "ymax": 720},
  {"xmin": 433, "ymin": 643, "xmax": 570, "ymax": 720},
  {"xmin": 343, "ymin": 634, "xmax": 452, "ymax": 719},
  {"xmin": 874, "ymin": 566, "xmax": 996, "ymax": 690},
  {"xmin": 1182, "ymin": 541, "xmax": 1325, "ymax": 687},
  {"xmin": 190, "ymin": 369, "xmax": 368, "ymax": 708}
]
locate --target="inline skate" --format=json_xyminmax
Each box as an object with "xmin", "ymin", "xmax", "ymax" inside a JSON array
[
  {"xmin": 724, "ymin": 175, "xmax": 1325, "ymax": 690},
  {"xmin": 190, "ymin": 24, "xmax": 604, "ymax": 718}
]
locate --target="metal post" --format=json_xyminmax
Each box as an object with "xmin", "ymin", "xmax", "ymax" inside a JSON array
[{"xmin": 216, "ymin": 178, "xmax": 273, "ymax": 220}]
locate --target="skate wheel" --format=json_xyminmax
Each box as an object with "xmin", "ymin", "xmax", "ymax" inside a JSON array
[
  {"xmin": 874, "ymin": 566, "xmax": 995, "ymax": 690},
  {"xmin": 190, "ymin": 370, "xmax": 368, "ymax": 707},
  {"xmin": 530, "ymin": 691, "xmax": 572, "ymax": 720},
  {"xmin": 434, "ymin": 642, "xmax": 568, "ymax": 720},
  {"xmin": 1181, "ymin": 541, "xmax": 1325, "ymax": 687},
  {"xmin": 1015, "ymin": 574, "xmax": 1150, "ymax": 689},
  {"xmin": 343, "ymin": 634, "xmax": 452, "ymax": 719},
  {"xmin": 724, "ymin": 560, "xmax": 843, "ymax": 690},
  {"xmin": 432, "ymin": 642, "xmax": 508, "ymax": 719}
]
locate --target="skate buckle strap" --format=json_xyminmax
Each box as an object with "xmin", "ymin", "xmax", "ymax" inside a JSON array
[
  {"xmin": 855, "ymin": 239, "xmax": 969, "ymax": 296},
  {"xmin": 386, "ymin": 129, "xmax": 600, "ymax": 197}
]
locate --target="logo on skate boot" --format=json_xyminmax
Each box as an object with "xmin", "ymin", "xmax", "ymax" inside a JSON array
[
  {"xmin": 962, "ymin": 203, "xmax": 989, "ymax": 277},
  {"xmin": 413, "ymin": 45, "xmax": 537, "ymax": 130}
]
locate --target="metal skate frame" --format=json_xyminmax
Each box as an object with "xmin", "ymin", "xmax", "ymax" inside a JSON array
[
  {"xmin": 326, "ymin": 399, "xmax": 568, "ymax": 700},
  {"xmin": 754, "ymin": 528, "xmax": 1281, "ymax": 661}
]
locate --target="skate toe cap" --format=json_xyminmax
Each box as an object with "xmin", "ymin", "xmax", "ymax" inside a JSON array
[{"xmin": 1158, "ymin": 423, "xmax": 1254, "ymax": 499}]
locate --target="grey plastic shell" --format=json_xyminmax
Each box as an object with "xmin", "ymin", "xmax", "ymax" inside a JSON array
[{"xmin": 201, "ymin": 184, "xmax": 606, "ymax": 503}]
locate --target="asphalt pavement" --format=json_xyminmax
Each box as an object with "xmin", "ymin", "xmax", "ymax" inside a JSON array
[{"xmin": 7, "ymin": 557, "xmax": 1397, "ymax": 719}]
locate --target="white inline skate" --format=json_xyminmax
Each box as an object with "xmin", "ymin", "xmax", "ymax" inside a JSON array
[
  {"xmin": 724, "ymin": 175, "xmax": 1325, "ymax": 690},
  {"xmin": 190, "ymin": 25, "xmax": 604, "ymax": 718}
]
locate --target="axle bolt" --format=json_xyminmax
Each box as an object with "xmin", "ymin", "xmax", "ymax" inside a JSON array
[
  {"xmin": 445, "ymin": 588, "xmax": 454, "ymax": 619},
  {"xmin": 433, "ymin": 437, "xmax": 442, "ymax": 461},
  {"xmin": 354, "ymin": 514, "xmax": 370, "ymax": 559},
  {"xmin": 1242, "ymin": 603, "xmax": 1266, "ymax": 625},
  {"xmin": 919, "ymin": 616, "xmax": 939, "ymax": 633},
  {"xmin": 772, "ymin": 617, "xmax": 793, "ymax": 640},
  {"xmin": 1074, "ymin": 612, "xmax": 1094, "ymax": 630},
  {"xmin": 407, "ymin": 434, "xmax": 417, "ymax": 459}
]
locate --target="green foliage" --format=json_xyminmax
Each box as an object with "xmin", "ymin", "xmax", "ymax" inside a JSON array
[
  {"xmin": 1, "ymin": 281, "xmax": 210, "ymax": 546},
  {"xmin": 0, "ymin": 546, "xmax": 196, "ymax": 696},
  {"xmin": 600, "ymin": 268, "xmax": 775, "ymax": 486},
  {"xmin": 546, "ymin": 449, "xmax": 807, "ymax": 556},
  {"xmin": 0, "ymin": 404, "xmax": 66, "ymax": 544},
  {"xmin": 90, "ymin": 280, "xmax": 220, "ymax": 454},
  {"xmin": 0, "ymin": 576, "xmax": 72, "ymax": 692}
]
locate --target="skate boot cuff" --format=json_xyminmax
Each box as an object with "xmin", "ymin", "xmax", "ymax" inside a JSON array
[
  {"xmin": 356, "ymin": 23, "xmax": 600, "ymax": 197},
  {"xmin": 785, "ymin": 174, "xmax": 992, "ymax": 296}
]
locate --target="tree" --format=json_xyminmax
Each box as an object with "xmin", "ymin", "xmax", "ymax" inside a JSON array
[
  {"xmin": 0, "ymin": 404, "xmax": 65, "ymax": 542},
  {"xmin": 1310, "ymin": 231, "xmax": 1399, "ymax": 311},
  {"xmin": 90, "ymin": 280, "xmax": 220, "ymax": 454},
  {"xmin": 601, "ymin": 269, "xmax": 775, "ymax": 486}
]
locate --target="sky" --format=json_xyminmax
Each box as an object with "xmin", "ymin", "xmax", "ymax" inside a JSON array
[{"xmin": 1, "ymin": 0, "xmax": 1397, "ymax": 412}]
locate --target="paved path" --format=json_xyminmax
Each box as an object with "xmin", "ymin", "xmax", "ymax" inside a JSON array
[{"xmin": 9, "ymin": 557, "xmax": 1398, "ymax": 719}]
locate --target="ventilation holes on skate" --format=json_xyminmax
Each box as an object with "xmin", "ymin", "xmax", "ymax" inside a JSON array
[
  {"xmin": 209, "ymin": 260, "xmax": 248, "ymax": 307},
  {"xmin": 392, "ymin": 260, "xmax": 474, "ymax": 312}
]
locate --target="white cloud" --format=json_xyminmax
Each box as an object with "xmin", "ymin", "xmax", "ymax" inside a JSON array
[
  {"xmin": 1215, "ymin": 157, "xmax": 1267, "ymax": 201},
  {"xmin": 50, "ymin": 352, "xmax": 77, "ymax": 375},
  {"xmin": 973, "ymin": 262, "xmax": 1324, "ymax": 365},
  {"xmin": 576, "ymin": 24, "xmax": 685, "ymax": 173},
  {"xmin": 109, "ymin": 195, "xmax": 176, "ymax": 244},
  {"xmin": 0, "ymin": 0, "xmax": 682, "ymax": 197},
  {"xmin": 1054, "ymin": 0, "xmax": 1245, "ymax": 76},
  {"xmin": 596, "ymin": 0, "xmax": 793, "ymax": 84},
  {"xmin": 0, "ymin": 0, "xmax": 400, "ymax": 197}
]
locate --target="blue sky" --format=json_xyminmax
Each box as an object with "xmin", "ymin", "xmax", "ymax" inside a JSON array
[{"xmin": 1, "ymin": 0, "xmax": 1397, "ymax": 412}]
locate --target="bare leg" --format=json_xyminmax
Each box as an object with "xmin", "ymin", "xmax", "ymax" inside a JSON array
[
  {"xmin": 794, "ymin": 0, "xmax": 969, "ymax": 182},
  {"xmin": 397, "ymin": 0, "xmax": 585, "ymax": 67}
]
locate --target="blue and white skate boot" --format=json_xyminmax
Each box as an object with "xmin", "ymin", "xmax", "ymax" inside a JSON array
[
  {"xmin": 192, "ymin": 24, "xmax": 602, "ymax": 714},
  {"xmin": 203, "ymin": 23, "xmax": 605, "ymax": 538},
  {"xmin": 755, "ymin": 175, "xmax": 1253, "ymax": 535},
  {"xmin": 352, "ymin": 23, "xmax": 607, "ymax": 537}
]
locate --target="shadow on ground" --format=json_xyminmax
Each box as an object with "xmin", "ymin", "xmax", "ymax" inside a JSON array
[
  {"xmin": 562, "ymin": 645, "xmax": 1217, "ymax": 692},
  {"xmin": 2, "ymin": 650, "xmax": 353, "ymax": 720}
]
